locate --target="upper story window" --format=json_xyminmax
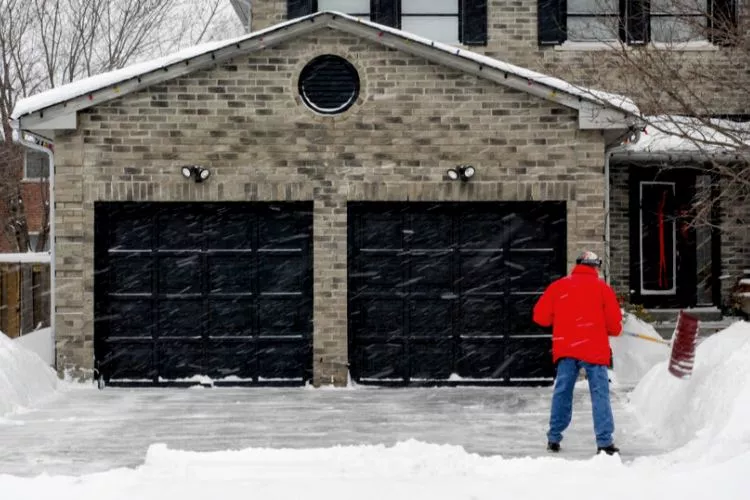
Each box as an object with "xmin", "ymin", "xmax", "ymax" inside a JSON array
[
  {"xmin": 401, "ymin": 0, "xmax": 460, "ymax": 45},
  {"xmin": 25, "ymin": 150, "xmax": 50, "ymax": 179},
  {"xmin": 540, "ymin": 0, "xmax": 738, "ymax": 46},
  {"xmin": 288, "ymin": 0, "xmax": 488, "ymax": 46},
  {"xmin": 317, "ymin": 0, "xmax": 370, "ymax": 19}
]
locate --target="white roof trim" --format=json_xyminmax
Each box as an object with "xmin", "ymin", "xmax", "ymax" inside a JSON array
[{"xmin": 12, "ymin": 11, "xmax": 639, "ymax": 131}]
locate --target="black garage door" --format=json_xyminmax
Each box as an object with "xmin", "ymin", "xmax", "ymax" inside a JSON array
[
  {"xmin": 348, "ymin": 202, "xmax": 566, "ymax": 386},
  {"xmin": 94, "ymin": 202, "xmax": 313, "ymax": 386}
]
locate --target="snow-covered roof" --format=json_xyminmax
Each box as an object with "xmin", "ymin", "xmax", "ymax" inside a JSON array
[
  {"xmin": 12, "ymin": 11, "xmax": 638, "ymax": 131},
  {"xmin": 617, "ymin": 115, "xmax": 750, "ymax": 157}
]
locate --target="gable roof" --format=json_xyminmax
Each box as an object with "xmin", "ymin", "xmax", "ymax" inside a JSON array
[{"xmin": 11, "ymin": 11, "xmax": 640, "ymax": 134}]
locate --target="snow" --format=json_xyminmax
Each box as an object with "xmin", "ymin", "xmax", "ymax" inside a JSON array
[
  {"xmin": 622, "ymin": 115, "xmax": 750, "ymax": 154},
  {"xmin": 0, "ymin": 330, "xmax": 60, "ymax": 417},
  {"xmin": 12, "ymin": 12, "xmax": 639, "ymax": 121},
  {"xmin": 13, "ymin": 327, "xmax": 54, "ymax": 366},
  {"xmin": 1, "ymin": 322, "xmax": 750, "ymax": 499},
  {"xmin": 630, "ymin": 321, "xmax": 750, "ymax": 458},
  {"xmin": 610, "ymin": 313, "xmax": 670, "ymax": 386},
  {"xmin": 0, "ymin": 252, "xmax": 51, "ymax": 264}
]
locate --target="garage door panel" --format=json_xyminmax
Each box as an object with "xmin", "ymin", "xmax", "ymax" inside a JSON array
[
  {"xmin": 507, "ymin": 294, "xmax": 547, "ymax": 335},
  {"xmin": 460, "ymin": 252, "xmax": 507, "ymax": 293},
  {"xmin": 456, "ymin": 340, "xmax": 507, "ymax": 379},
  {"xmin": 109, "ymin": 300, "xmax": 153, "ymax": 338},
  {"xmin": 110, "ymin": 207, "xmax": 152, "ymax": 250},
  {"xmin": 351, "ymin": 254, "xmax": 402, "ymax": 288},
  {"xmin": 410, "ymin": 252, "xmax": 453, "ymax": 288},
  {"xmin": 99, "ymin": 342, "xmax": 155, "ymax": 381},
  {"xmin": 209, "ymin": 255, "xmax": 254, "ymax": 294},
  {"xmin": 506, "ymin": 253, "xmax": 559, "ymax": 292},
  {"xmin": 460, "ymin": 297, "xmax": 505, "ymax": 335},
  {"xmin": 409, "ymin": 213, "xmax": 452, "ymax": 249},
  {"xmin": 204, "ymin": 341, "xmax": 255, "ymax": 379},
  {"xmin": 349, "ymin": 202, "xmax": 565, "ymax": 385},
  {"xmin": 158, "ymin": 341, "xmax": 204, "ymax": 380},
  {"xmin": 258, "ymin": 297, "xmax": 310, "ymax": 335},
  {"xmin": 158, "ymin": 254, "xmax": 202, "ymax": 294},
  {"xmin": 259, "ymin": 210, "xmax": 310, "ymax": 250},
  {"xmin": 504, "ymin": 337, "xmax": 554, "ymax": 380},
  {"xmin": 357, "ymin": 214, "xmax": 403, "ymax": 250},
  {"xmin": 206, "ymin": 210, "xmax": 254, "ymax": 250},
  {"xmin": 208, "ymin": 299, "xmax": 254, "ymax": 337},
  {"xmin": 410, "ymin": 342, "xmax": 453, "ymax": 380},
  {"xmin": 357, "ymin": 344, "xmax": 404, "ymax": 380},
  {"xmin": 158, "ymin": 210, "xmax": 202, "ymax": 250},
  {"xmin": 506, "ymin": 208, "xmax": 565, "ymax": 249},
  {"xmin": 257, "ymin": 343, "xmax": 307, "ymax": 380},
  {"xmin": 351, "ymin": 298, "xmax": 403, "ymax": 337},
  {"xmin": 460, "ymin": 215, "xmax": 506, "ymax": 249},
  {"xmin": 158, "ymin": 300, "xmax": 204, "ymax": 337},
  {"xmin": 409, "ymin": 300, "xmax": 452, "ymax": 336},
  {"xmin": 258, "ymin": 255, "xmax": 305, "ymax": 293},
  {"xmin": 110, "ymin": 257, "xmax": 152, "ymax": 294}
]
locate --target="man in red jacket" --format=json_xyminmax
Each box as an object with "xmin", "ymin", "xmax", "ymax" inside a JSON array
[{"xmin": 533, "ymin": 251, "xmax": 623, "ymax": 455}]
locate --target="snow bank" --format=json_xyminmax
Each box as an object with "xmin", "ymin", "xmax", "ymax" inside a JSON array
[
  {"xmin": 14, "ymin": 327, "xmax": 54, "ymax": 366},
  {"xmin": 0, "ymin": 330, "xmax": 60, "ymax": 417},
  {"xmin": 611, "ymin": 313, "xmax": 670, "ymax": 386},
  {"xmin": 630, "ymin": 321, "xmax": 750, "ymax": 460},
  {"xmin": 1, "ymin": 439, "xmax": 749, "ymax": 500}
]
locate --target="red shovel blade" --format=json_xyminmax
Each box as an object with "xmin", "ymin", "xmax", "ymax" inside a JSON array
[{"xmin": 668, "ymin": 310, "xmax": 699, "ymax": 379}]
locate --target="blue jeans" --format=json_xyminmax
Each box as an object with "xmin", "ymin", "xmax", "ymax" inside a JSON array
[{"xmin": 547, "ymin": 358, "xmax": 615, "ymax": 448}]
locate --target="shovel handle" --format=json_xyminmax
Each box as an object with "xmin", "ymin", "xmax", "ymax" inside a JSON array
[{"xmin": 624, "ymin": 332, "xmax": 671, "ymax": 345}]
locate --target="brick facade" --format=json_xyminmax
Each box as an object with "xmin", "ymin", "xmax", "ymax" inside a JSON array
[
  {"xmin": 52, "ymin": 31, "xmax": 607, "ymax": 383},
  {"xmin": 251, "ymin": 0, "xmax": 750, "ymax": 115}
]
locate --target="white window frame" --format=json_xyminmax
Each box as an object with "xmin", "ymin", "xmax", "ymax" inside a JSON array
[
  {"xmin": 639, "ymin": 181, "xmax": 678, "ymax": 296},
  {"xmin": 24, "ymin": 150, "xmax": 50, "ymax": 180}
]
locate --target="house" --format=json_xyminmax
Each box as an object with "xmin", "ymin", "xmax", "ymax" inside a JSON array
[
  {"xmin": 10, "ymin": 1, "xmax": 749, "ymax": 387},
  {"xmin": 0, "ymin": 140, "xmax": 50, "ymax": 253}
]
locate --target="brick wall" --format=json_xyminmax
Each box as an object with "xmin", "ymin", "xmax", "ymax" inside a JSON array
[
  {"xmin": 251, "ymin": 0, "xmax": 750, "ymax": 115},
  {"xmin": 53, "ymin": 31, "xmax": 607, "ymax": 383}
]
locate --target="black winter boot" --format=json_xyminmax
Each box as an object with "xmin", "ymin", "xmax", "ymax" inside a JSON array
[
  {"xmin": 547, "ymin": 442, "xmax": 561, "ymax": 453},
  {"xmin": 597, "ymin": 444, "xmax": 620, "ymax": 455}
]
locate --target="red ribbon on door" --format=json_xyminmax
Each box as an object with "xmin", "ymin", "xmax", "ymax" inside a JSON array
[{"xmin": 657, "ymin": 191, "xmax": 668, "ymax": 289}]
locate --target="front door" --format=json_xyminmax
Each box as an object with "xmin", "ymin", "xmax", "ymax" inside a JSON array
[{"xmin": 630, "ymin": 169, "xmax": 704, "ymax": 308}]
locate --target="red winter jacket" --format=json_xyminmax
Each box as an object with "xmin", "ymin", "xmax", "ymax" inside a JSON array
[{"xmin": 533, "ymin": 265, "xmax": 622, "ymax": 366}]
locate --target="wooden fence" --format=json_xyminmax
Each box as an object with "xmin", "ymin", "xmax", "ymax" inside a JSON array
[{"xmin": 0, "ymin": 263, "xmax": 50, "ymax": 338}]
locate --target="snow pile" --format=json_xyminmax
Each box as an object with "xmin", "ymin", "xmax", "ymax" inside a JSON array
[
  {"xmin": 0, "ymin": 330, "xmax": 60, "ymax": 417},
  {"xmin": 1, "ymin": 438, "xmax": 749, "ymax": 500},
  {"xmin": 610, "ymin": 313, "xmax": 670, "ymax": 386},
  {"xmin": 630, "ymin": 321, "xmax": 750, "ymax": 459}
]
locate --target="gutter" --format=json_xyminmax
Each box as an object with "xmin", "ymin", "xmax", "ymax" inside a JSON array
[{"xmin": 11, "ymin": 125, "xmax": 56, "ymax": 369}]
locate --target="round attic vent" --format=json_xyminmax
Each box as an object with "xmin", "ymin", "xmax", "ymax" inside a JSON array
[{"xmin": 298, "ymin": 55, "xmax": 359, "ymax": 115}]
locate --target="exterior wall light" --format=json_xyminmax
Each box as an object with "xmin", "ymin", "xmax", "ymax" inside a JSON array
[
  {"xmin": 180, "ymin": 165, "xmax": 211, "ymax": 183},
  {"xmin": 446, "ymin": 164, "xmax": 475, "ymax": 182}
]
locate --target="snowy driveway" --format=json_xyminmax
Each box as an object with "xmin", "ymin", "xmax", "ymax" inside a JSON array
[{"xmin": 0, "ymin": 384, "xmax": 666, "ymax": 477}]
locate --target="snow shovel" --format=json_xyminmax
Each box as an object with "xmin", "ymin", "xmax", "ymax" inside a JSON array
[
  {"xmin": 622, "ymin": 331, "xmax": 671, "ymax": 345},
  {"xmin": 667, "ymin": 310, "xmax": 699, "ymax": 379}
]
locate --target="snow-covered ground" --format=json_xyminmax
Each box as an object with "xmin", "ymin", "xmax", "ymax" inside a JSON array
[{"xmin": 1, "ymin": 319, "xmax": 749, "ymax": 499}]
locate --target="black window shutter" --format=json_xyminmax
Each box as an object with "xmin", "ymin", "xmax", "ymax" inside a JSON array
[
  {"xmin": 288, "ymin": 0, "xmax": 316, "ymax": 20},
  {"xmin": 460, "ymin": 0, "xmax": 488, "ymax": 46},
  {"xmin": 372, "ymin": 0, "xmax": 400, "ymax": 28},
  {"xmin": 624, "ymin": 0, "xmax": 649, "ymax": 45},
  {"xmin": 710, "ymin": 0, "xmax": 737, "ymax": 45},
  {"xmin": 538, "ymin": 0, "xmax": 566, "ymax": 45}
]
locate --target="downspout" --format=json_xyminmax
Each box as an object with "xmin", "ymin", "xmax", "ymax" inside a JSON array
[
  {"xmin": 603, "ymin": 149, "xmax": 613, "ymax": 284},
  {"xmin": 11, "ymin": 126, "xmax": 56, "ymax": 369}
]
